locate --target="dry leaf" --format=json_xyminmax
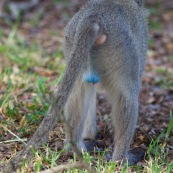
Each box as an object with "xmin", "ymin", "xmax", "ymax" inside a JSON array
[{"xmin": 20, "ymin": 116, "xmax": 27, "ymax": 128}]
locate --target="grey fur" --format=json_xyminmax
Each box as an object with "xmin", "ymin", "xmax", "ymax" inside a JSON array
[{"xmin": 63, "ymin": 0, "xmax": 148, "ymax": 164}]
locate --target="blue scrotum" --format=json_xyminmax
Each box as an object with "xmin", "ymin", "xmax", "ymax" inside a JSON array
[{"xmin": 83, "ymin": 72, "xmax": 100, "ymax": 84}]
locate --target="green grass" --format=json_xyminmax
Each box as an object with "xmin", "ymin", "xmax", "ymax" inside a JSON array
[
  {"xmin": 147, "ymin": 2, "xmax": 163, "ymax": 31},
  {"xmin": 53, "ymin": 0, "xmax": 69, "ymax": 5},
  {"xmin": 28, "ymin": 114, "xmax": 173, "ymax": 173},
  {"xmin": 149, "ymin": 20, "xmax": 162, "ymax": 30},
  {"xmin": 169, "ymin": 56, "xmax": 173, "ymax": 62},
  {"xmin": 0, "ymin": 25, "xmax": 64, "ymax": 136},
  {"xmin": 155, "ymin": 68, "xmax": 173, "ymax": 89}
]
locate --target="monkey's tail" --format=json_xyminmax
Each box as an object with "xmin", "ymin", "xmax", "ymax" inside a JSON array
[
  {"xmin": 73, "ymin": 18, "xmax": 102, "ymax": 84},
  {"xmin": 56, "ymin": 20, "xmax": 100, "ymax": 106}
]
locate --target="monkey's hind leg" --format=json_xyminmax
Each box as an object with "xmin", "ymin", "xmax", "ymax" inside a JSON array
[
  {"xmin": 82, "ymin": 83, "xmax": 97, "ymax": 140},
  {"xmin": 103, "ymin": 76, "xmax": 142, "ymax": 165},
  {"xmin": 64, "ymin": 75, "xmax": 97, "ymax": 152},
  {"xmin": 82, "ymin": 82, "xmax": 98, "ymax": 152}
]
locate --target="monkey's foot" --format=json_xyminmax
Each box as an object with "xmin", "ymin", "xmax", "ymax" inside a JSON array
[
  {"xmin": 64, "ymin": 141, "xmax": 87, "ymax": 152},
  {"xmin": 64, "ymin": 140, "xmax": 100, "ymax": 153},
  {"xmin": 126, "ymin": 147, "xmax": 146, "ymax": 165},
  {"xmin": 84, "ymin": 139, "xmax": 100, "ymax": 152},
  {"xmin": 111, "ymin": 147, "xmax": 146, "ymax": 166}
]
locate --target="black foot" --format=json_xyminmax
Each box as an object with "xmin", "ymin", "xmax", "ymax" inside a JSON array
[
  {"xmin": 64, "ymin": 139, "xmax": 100, "ymax": 153},
  {"xmin": 126, "ymin": 147, "xmax": 146, "ymax": 165},
  {"xmin": 106, "ymin": 147, "xmax": 146, "ymax": 166},
  {"xmin": 84, "ymin": 139, "xmax": 100, "ymax": 152}
]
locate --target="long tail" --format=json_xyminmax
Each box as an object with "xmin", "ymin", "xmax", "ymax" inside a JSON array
[{"xmin": 54, "ymin": 18, "xmax": 100, "ymax": 107}]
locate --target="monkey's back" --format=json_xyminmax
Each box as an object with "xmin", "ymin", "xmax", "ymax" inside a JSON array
[{"xmin": 64, "ymin": 0, "xmax": 148, "ymax": 77}]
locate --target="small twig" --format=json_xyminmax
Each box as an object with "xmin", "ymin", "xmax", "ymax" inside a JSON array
[
  {"xmin": 0, "ymin": 138, "xmax": 27, "ymax": 144},
  {"xmin": 0, "ymin": 124, "xmax": 27, "ymax": 146},
  {"xmin": 39, "ymin": 161, "xmax": 92, "ymax": 173}
]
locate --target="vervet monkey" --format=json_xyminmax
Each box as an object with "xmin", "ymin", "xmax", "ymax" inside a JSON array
[{"xmin": 62, "ymin": 0, "xmax": 148, "ymax": 165}]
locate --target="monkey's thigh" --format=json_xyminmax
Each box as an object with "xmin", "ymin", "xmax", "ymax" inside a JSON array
[
  {"xmin": 64, "ymin": 74, "xmax": 97, "ymax": 150},
  {"xmin": 101, "ymin": 68, "xmax": 140, "ymax": 162}
]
